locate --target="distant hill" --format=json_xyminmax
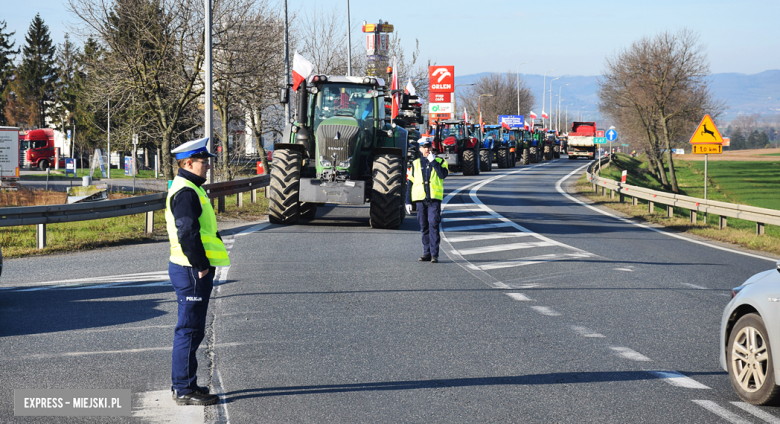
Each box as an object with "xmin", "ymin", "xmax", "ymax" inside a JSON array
[{"xmin": 454, "ymin": 70, "xmax": 780, "ymax": 123}]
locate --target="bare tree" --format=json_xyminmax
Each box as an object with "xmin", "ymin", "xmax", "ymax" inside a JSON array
[
  {"xmin": 68, "ymin": 0, "xmax": 206, "ymax": 179},
  {"xmin": 598, "ymin": 29, "xmax": 723, "ymax": 192},
  {"xmin": 457, "ymin": 72, "xmax": 535, "ymax": 125}
]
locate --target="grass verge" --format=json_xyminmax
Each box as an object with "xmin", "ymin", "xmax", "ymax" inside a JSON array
[
  {"xmin": 1, "ymin": 188, "xmax": 269, "ymax": 258},
  {"xmin": 576, "ymin": 155, "xmax": 780, "ymax": 256}
]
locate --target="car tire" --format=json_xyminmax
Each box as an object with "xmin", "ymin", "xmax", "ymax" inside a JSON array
[
  {"xmin": 268, "ymin": 149, "xmax": 301, "ymax": 225},
  {"xmin": 728, "ymin": 313, "xmax": 780, "ymax": 405}
]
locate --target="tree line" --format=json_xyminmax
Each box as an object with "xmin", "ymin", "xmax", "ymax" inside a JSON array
[{"xmin": 0, "ymin": 2, "xmax": 428, "ymax": 180}]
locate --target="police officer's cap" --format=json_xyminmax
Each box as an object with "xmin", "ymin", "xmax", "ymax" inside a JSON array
[
  {"xmin": 171, "ymin": 137, "xmax": 217, "ymax": 160},
  {"xmin": 418, "ymin": 137, "xmax": 432, "ymax": 147}
]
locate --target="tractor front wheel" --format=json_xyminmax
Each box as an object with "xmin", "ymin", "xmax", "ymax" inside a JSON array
[
  {"xmin": 497, "ymin": 148, "xmax": 508, "ymax": 168},
  {"xmin": 462, "ymin": 149, "xmax": 478, "ymax": 176},
  {"xmin": 370, "ymin": 154, "xmax": 404, "ymax": 229},
  {"xmin": 479, "ymin": 149, "xmax": 491, "ymax": 172},
  {"xmin": 268, "ymin": 149, "xmax": 302, "ymax": 225}
]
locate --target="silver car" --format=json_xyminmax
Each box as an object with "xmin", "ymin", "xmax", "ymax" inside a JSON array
[{"xmin": 721, "ymin": 260, "xmax": 780, "ymax": 405}]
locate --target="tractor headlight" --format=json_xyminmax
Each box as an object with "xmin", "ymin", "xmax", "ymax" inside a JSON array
[
  {"xmin": 319, "ymin": 156, "xmax": 332, "ymax": 168},
  {"xmin": 338, "ymin": 157, "xmax": 352, "ymax": 168}
]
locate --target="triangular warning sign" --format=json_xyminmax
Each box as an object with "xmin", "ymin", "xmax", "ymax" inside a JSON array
[{"xmin": 689, "ymin": 114, "xmax": 723, "ymax": 145}]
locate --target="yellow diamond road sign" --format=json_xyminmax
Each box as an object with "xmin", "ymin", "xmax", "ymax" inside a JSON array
[{"xmin": 689, "ymin": 114, "xmax": 723, "ymax": 145}]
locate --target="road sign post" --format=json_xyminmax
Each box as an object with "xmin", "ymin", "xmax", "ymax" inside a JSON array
[{"xmin": 689, "ymin": 114, "xmax": 723, "ymax": 200}]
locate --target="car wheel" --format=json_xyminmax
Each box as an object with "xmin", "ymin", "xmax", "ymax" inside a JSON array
[{"xmin": 728, "ymin": 313, "xmax": 780, "ymax": 405}]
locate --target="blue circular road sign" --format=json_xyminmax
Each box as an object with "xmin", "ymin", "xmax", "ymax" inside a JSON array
[{"xmin": 606, "ymin": 129, "xmax": 617, "ymax": 141}]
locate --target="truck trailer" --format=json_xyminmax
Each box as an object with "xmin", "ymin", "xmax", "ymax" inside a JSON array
[{"xmin": 567, "ymin": 122, "xmax": 597, "ymax": 160}]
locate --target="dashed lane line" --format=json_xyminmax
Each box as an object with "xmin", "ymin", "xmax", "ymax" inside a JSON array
[
  {"xmin": 649, "ymin": 371, "xmax": 711, "ymax": 389},
  {"xmin": 441, "ymin": 208, "xmax": 485, "ymax": 214},
  {"xmin": 530, "ymin": 306, "xmax": 561, "ymax": 316},
  {"xmin": 731, "ymin": 401, "xmax": 780, "ymax": 423},
  {"xmin": 683, "ymin": 283, "xmax": 708, "ymax": 290},
  {"xmin": 505, "ymin": 293, "xmax": 532, "ymax": 302},
  {"xmin": 442, "ymin": 215, "xmax": 499, "ymax": 223},
  {"xmin": 693, "ymin": 400, "xmax": 752, "ymax": 424},
  {"xmin": 610, "ymin": 346, "xmax": 652, "ymax": 362},
  {"xmin": 571, "ymin": 326, "xmax": 605, "ymax": 338}
]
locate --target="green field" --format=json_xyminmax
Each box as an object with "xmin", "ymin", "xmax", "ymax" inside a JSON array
[
  {"xmin": 761, "ymin": 152, "xmax": 780, "ymax": 157},
  {"xmin": 588, "ymin": 154, "xmax": 780, "ymax": 254}
]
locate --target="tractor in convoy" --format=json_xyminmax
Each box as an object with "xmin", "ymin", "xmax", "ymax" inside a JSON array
[
  {"xmin": 271, "ymin": 74, "xmax": 409, "ymax": 229},
  {"xmin": 431, "ymin": 119, "xmax": 480, "ymax": 175},
  {"xmin": 482, "ymin": 125, "xmax": 517, "ymax": 170}
]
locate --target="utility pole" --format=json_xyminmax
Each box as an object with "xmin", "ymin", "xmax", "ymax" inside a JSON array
[
  {"xmin": 542, "ymin": 69, "xmax": 556, "ymax": 128},
  {"xmin": 346, "ymin": 0, "xmax": 352, "ymax": 76},
  {"xmin": 205, "ymin": 0, "xmax": 213, "ymax": 183},
  {"xmin": 283, "ymin": 0, "xmax": 290, "ymax": 122},
  {"xmin": 549, "ymin": 76, "xmax": 561, "ymax": 130},
  {"xmin": 107, "ymin": 100, "xmax": 110, "ymax": 171},
  {"xmin": 516, "ymin": 60, "xmax": 532, "ymax": 115}
]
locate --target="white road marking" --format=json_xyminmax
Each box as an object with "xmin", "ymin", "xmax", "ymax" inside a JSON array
[
  {"xmin": 444, "ymin": 222, "xmax": 514, "ymax": 232},
  {"xmin": 530, "ymin": 306, "xmax": 560, "ymax": 316},
  {"xmin": 719, "ymin": 293, "xmax": 733, "ymax": 297},
  {"xmin": 613, "ymin": 268, "xmax": 634, "ymax": 272},
  {"xmin": 731, "ymin": 401, "xmax": 780, "ymax": 423},
  {"xmin": 571, "ymin": 326, "xmax": 605, "ymax": 338},
  {"xmin": 610, "ymin": 346, "xmax": 652, "ymax": 362},
  {"xmin": 133, "ymin": 390, "xmax": 206, "ymax": 424},
  {"xmin": 555, "ymin": 164, "xmax": 778, "ymax": 263},
  {"xmin": 441, "ymin": 202, "xmax": 479, "ymax": 209},
  {"xmin": 470, "ymin": 252, "xmax": 594, "ymax": 271},
  {"xmin": 455, "ymin": 241, "xmax": 557, "ymax": 256},
  {"xmin": 234, "ymin": 220, "xmax": 270, "ymax": 237},
  {"xmin": 683, "ymin": 283, "xmax": 708, "ymax": 290},
  {"xmin": 505, "ymin": 293, "xmax": 532, "ymax": 301},
  {"xmin": 446, "ymin": 233, "xmax": 531, "ymax": 243},
  {"xmin": 442, "ymin": 208, "xmax": 485, "ymax": 214},
  {"xmin": 649, "ymin": 371, "xmax": 710, "ymax": 389},
  {"xmin": 508, "ymin": 283, "xmax": 541, "ymax": 289},
  {"xmin": 491, "ymin": 282, "xmax": 511, "ymax": 289},
  {"xmin": 692, "ymin": 400, "xmax": 751, "ymax": 424},
  {"xmin": 19, "ymin": 271, "xmax": 170, "ymax": 287},
  {"xmin": 442, "ymin": 215, "xmax": 497, "ymax": 222}
]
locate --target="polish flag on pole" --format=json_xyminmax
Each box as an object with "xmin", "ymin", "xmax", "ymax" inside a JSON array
[
  {"xmin": 292, "ymin": 52, "xmax": 314, "ymax": 91},
  {"xmin": 479, "ymin": 111, "xmax": 483, "ymax": 133},
  {"xmin": 542, "ymin": 111, "xmax": 549, "ymax": 119},
  {"xmin": 529, "ymin": 111, "xmax": 537, "ymax": 120},
  {"xmin": 391, "ymin": 57, "xmax": 400, "ymax": 119},
  {"xmin": 501, "ymin": 121, "xmax": 511, "ymax": 130}
]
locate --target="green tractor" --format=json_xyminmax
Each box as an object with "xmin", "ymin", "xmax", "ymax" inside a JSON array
[{"xmin": 270, "ymin": 75, "xmax": 408, "ymax": 229}]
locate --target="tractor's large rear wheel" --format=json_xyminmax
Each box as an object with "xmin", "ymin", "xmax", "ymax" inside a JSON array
[
  {"xmin": 497, "ymin": 148, "xmax": 508, "ymax": 168},
  {"xmin": 462, "ymin": 149, "xmax": 478, "ymax": 176},
  {"xmin": 479, "ymin": 150, "xmax": 491, "ymax": 172},
  {"xmin": 553, "ymin": 145, "xmax": 561, "ymax": 159},
  {"xmin": 544, "ymin": 145, "xmax": 552, "ymax": 160},
  {"xmin": 268, "ymin": 149, "xmax": 301, "ymax": 225},
  {"xmin": 529, "ymin": 146, "xmax": 538, "ymax": 163},
  {"xmin": 522, "ymin": 147, "xmax": 529, "ymax": 165},
  {"xmin": 370, "ymin": 154, "xmax": 404, "ymax": 229}
]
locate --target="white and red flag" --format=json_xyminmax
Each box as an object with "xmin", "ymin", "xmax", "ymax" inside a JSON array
[
  {"xmin": 541, "ymin": 111, "xmax": 549, "ymax": 119},
  {"xmin": 292, "ymin": 52, "xmax": 314, "ymax": 91},
  {"xmin": 404, "ymin": 80, "xmax": 416, "ymax": 96},
  {"xmin": 529, "ymin": 111, "xmax": 537, "ymax": 120},
  {"xmin": 391, "ymin": 57, "xmax": 400, "ymax": 119},
  {"xmin": 501, "ymin": 121, "xmax": 511, "ymax": 130},
  {"xmin": 479, "ymin": 111, "xmax": 483, "ymax": 133}
]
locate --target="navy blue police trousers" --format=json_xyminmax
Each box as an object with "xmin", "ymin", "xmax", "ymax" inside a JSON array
[
  {"xmin": 417, "ymin": 199, "xmax": 442, "ymax": 257},
  {"xmin": 168, "ymin": 262, "xmax": 214, "ymax": 396}
]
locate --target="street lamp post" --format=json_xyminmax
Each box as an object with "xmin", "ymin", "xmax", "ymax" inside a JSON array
[
  {"xmin": 479, "ymin": 93, "xmax": 494, "ymax": 139},
  {"xmin": 205, "ymin": 0, "xmax": 213, "ymax": 182},
  {"xmin": 549, "ymin": 76, "xmax": 561, "ymax": 130},
  {"xmin": 346, "ymin": 0, "xmax": 351, "ymax": 76},
  {"xmin": 516, "ymin": 60, "xmax": 532, "ymax": 115},
  {"xmin": 557, "ymin": 84, "xmax": 568, "ymax": 132},
  {"xmin": 542, "ymin": 69, "xmax": 556, "ymax": 128}
]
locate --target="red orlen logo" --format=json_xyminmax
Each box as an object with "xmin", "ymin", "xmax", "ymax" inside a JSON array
[{"xmin": 429, "ymin": 66, "xmax": 454, "ymax": 93}]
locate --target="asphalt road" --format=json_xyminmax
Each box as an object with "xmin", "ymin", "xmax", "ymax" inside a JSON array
[{"xmin": 2, "ymin": 157, "xmax": 778, "ymax": 423}]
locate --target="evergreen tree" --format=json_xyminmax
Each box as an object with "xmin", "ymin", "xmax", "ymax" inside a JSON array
[
  {"xmin": 0, "ymin": 20, "xmax": 19, "ymax": 126},
  {"xmin": 730, "ymin": 128, "xmax": 746, "ymax": 150},
  {"xmin": 18, "ymin": 14, "xmax": 57, "ymax": 128},
  {"xmin": 53, "ymin": 33, "xmax": 79, "ymax": 132}
]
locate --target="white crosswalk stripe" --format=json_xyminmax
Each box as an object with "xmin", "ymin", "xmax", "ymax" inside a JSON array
[
  {"xmin": 731, "ymin": 401, "xmax": 780, "ymax": 423},
  {"xmin": 649, "ymin": 371, "xmax": 710, "ymax": 389},
  {"xmin": 444, "ymin": 222, "xmax": 514, "ymax": 232},
  {"xmin": 692, "ymin": 400, "xmax": 752, "ymax": 424},
  {"xmin": 441, "ymin": 215, "xmax": 497, "ymax": 223},
  {"xmin": 454, "ymin": 241, "xmax": 557, "ymax": 256},
  {"xmin": 446, "ymin": 233, "xmax": 531, "ymax": 243},
  {"xmin": 468, "ymin": 252, "xmax": 594, "ymax": 271}
]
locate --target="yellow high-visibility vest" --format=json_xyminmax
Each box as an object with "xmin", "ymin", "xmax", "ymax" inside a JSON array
[
  {"xmin": 409, "ymin": 158, "xmax": 447, "ymax": 201},
  {"xmin": 165, "ymin": 176, "xmax": 230, "ymax": 267}
]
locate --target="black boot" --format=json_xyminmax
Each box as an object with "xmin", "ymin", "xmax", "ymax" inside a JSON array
[
  {"xmin": 172, "ymin": 386, "xmax": 210, "ymax": 400},
  {"xmin": 419, "ymin": 255, "xmax": 432, "ymax": 262},
  {"xmin": 431, "ymin": 256, "xmax": 439, "ymax": 263},
  {"xmin": 173, "ymin": 389, "xmax": 219, "ymax": 406}
]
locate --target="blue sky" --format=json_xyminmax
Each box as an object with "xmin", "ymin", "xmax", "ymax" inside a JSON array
[{"xmin": 6, "ymin": 0, "xmax": 779, "ymax": 77}]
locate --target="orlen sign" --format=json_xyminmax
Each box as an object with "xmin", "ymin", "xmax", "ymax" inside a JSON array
[
  {"xmin": 431, "ymin": 93, "xmax": 451, "ymax": 103},
  {"xmin": 429, "ymin": 66, "xmax": 454, "ymax": 93}
]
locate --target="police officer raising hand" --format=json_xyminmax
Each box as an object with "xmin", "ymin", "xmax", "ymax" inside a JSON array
[
  {"xmin": 406, "ymin": 137, "xmax": 448, "ymax": 263},
  {"xmin": 165, "ymin": 138, "xmax": 229, "ymax": 406}
]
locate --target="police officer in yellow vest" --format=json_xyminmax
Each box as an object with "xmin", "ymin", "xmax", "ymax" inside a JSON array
[
  {"xmin": 405, "ymin": 137, "xmax": 448, "ymax": 263},
  {"xmin": 166, "ymin": 137, "xmax": 229, "ymax": 406}
]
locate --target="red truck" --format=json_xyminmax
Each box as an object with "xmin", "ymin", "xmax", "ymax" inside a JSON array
[
  {"xmin": 567, "ymin": 121, "xmax": 597, "ymax": 160},
  {"xmin": 19, "ymin": 128, "xmax": 66, "ymax": 170}
]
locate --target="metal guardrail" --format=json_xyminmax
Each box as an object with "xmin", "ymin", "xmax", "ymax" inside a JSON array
[
  {"xmin": 0, "ymin": 174, "xmax": 271, "ymax": 249},
  {"xmin": 586, "ymin": 156, "xmax": 780, "ymax": 235}
]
